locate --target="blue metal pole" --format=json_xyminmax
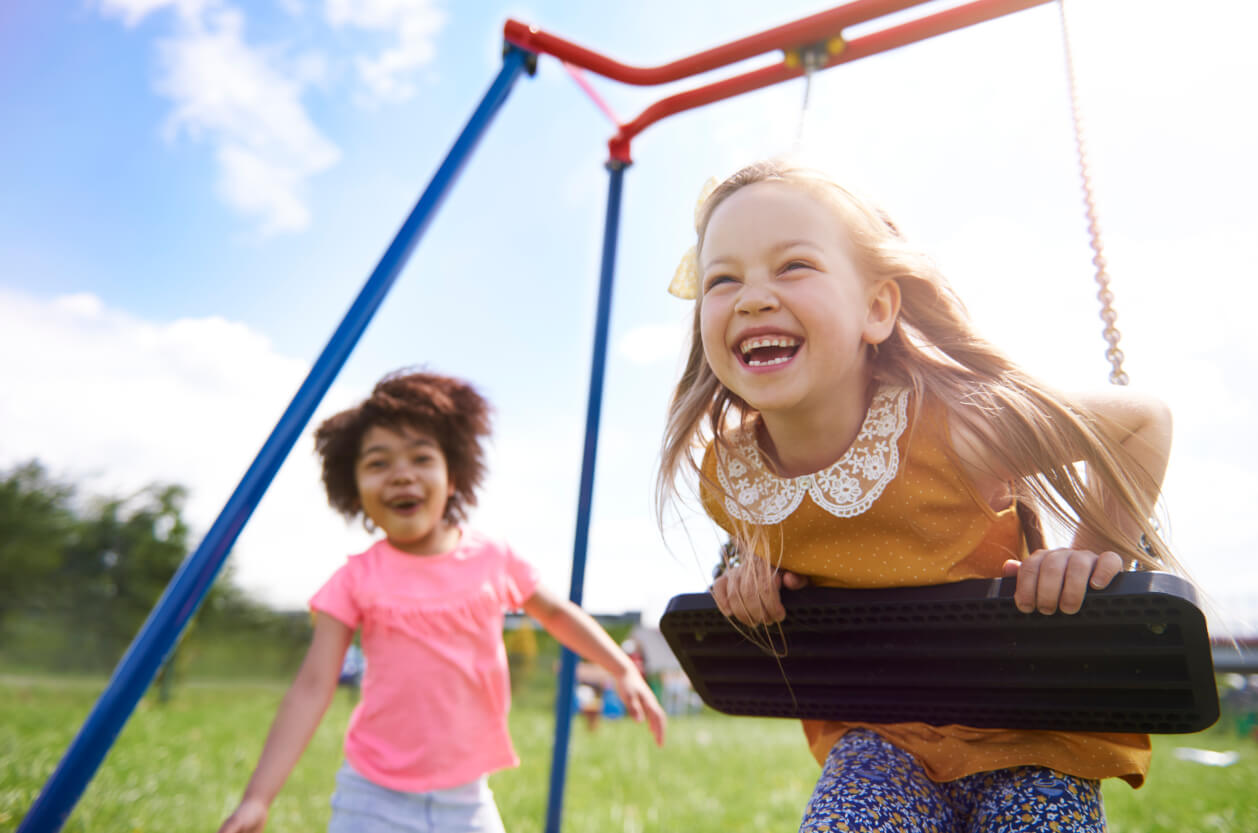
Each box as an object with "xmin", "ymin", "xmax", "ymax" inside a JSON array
[
  {"xmin": 20, "ymin": 46, "xmax": 535, "ymax": 833},
  {"xmin": 543, "ymin": 158, "xmax": 628, "ymax": 833}
]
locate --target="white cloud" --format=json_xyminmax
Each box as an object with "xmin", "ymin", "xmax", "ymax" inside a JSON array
[
  {"xmin": 98, "ymin": 1, "xmax": 343, "ymax": 235},
  {"xmin": 0, "ymin": 287, "xmax": 368, "ymax": 609},
  {"xmin": 155, "ymin": 6, "xmax": 340, "ymax": 234},
  {"xmin": 97, "ymin": 0, "xmax": 450, "ymax": 233},
  {"xmin": 324, "ymin": 0, "xmax": 446, "ymax": 101},
  {"xmin": 98, "ymin": 0, "xmax": 210, "ymax": 27},
  {"xmin": 214, "ymin": 143, "xmax": 319, "ymax": 235}
]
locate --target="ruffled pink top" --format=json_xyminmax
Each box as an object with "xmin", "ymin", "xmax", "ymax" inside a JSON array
[{"xmin": 310, "ymin": 529, "xmax": 540, "ymax": 791}]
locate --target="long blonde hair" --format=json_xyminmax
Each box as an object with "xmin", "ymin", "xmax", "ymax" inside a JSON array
[{"xmin": 657, "ymin": 159, "xmax": 1178, "ymax": 574}]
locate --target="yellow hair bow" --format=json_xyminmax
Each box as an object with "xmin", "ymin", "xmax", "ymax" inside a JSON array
[{"xmin": 667, "ymin": 176, "xmax": 722, "ymax": 300}]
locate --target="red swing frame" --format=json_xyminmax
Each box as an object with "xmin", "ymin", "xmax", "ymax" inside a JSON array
[{"xmin": 504, "ymin": 0, "xmax": 1054, "ymax": 162}]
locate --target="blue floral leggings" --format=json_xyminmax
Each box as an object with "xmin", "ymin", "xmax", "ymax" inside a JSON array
[{"xmin": 800, "ymin": 730, "xmax": 1106, "ymax": 833}]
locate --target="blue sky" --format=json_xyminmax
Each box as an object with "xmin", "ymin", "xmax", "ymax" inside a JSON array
[{"xmin": 2, "ymin": 0, "xmax": 1256, "ymax": 633}]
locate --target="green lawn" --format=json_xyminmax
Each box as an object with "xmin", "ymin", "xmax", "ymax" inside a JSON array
[{"xmin": 3, "ymin": 675, "xmax": 1255, "ymax": 832}]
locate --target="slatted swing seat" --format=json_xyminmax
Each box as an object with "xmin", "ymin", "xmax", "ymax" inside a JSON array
[{"xmin": 661, "ymin": 572, "xmax": 1220, "ymax": 733}]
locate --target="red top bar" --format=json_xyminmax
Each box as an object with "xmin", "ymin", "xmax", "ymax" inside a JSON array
[
  {"xmin": 503, "ymin": 0, "xmax": 1054, "ymax": 162},
  {"xmin": 505, "ymin": 0, "xmax": 929, "ymax": 87}
]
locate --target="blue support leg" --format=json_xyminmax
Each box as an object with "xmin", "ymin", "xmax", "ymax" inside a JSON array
[
  {"xmin": 544, "ymin": 158, "xmax": 629, "ymax": 833},
  {"xmin": 19, "ymin": 46, "xmax": 535, "ymax": 833}
]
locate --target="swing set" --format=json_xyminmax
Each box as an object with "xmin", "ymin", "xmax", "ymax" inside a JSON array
[{"xmin": 20, "ymin": 1, "xmax": 1217, "ymax": 831}]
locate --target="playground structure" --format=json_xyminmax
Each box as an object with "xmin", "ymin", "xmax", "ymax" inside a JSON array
[{"xmin": 21, "ymin": 1, "xmax": 1187, "ymax": 830}]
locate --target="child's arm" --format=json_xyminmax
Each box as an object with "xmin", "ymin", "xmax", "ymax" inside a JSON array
[
  {"xmin": 523, "ymin": 587, "xmax": 667, "ymax": 746},
  {"xmin": 218, "ymin": 613, "xmax": 353, "ymax": 833},
  {"xmin": 1069, "ymin": 387, "xmax": 1173, "ymax": 544},
  {"xmin": 998, "ymin": 388, "xmax": 1173, "ymax": 615}
]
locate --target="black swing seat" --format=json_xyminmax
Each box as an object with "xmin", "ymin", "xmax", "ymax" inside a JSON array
[{"xmin": 660, "ymin": 571, "xmax": 1219, "ymax": 734}]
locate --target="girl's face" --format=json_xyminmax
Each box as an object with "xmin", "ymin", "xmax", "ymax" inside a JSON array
[
  {"xmin": 698, "ymin": 181, "xmax": 895, "ymax": 424},
  {"xmin": 355, "ymin": 424, "xmax": 456, "ymax": 555}
]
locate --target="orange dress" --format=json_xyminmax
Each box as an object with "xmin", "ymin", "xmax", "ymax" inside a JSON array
[{"xmin": 700, "ymin": 386, "xmax": 1150, "ymax": 787}]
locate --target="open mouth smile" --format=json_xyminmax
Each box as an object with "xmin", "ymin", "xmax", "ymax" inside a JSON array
[
  {"xmin": 738, "ymin": 335, "xmax": 801, "ymax": 367},
  {"xmin": 386, "ymin": 496, "xmax": 423, "ymax": 513}
]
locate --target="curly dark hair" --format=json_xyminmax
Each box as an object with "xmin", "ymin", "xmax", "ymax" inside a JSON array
[{"xmin": 314, "ymin": 369, "xmax": 493, "ymax": 524}]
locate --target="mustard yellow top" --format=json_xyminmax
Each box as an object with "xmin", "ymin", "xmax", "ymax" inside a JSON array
[{"xmin": 700, "ymin": 386, "xmax": 1150, "ymax": 787}]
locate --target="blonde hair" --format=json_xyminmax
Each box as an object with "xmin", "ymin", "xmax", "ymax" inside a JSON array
[{"xmin": 657, "ymin": 159, "xmax": 1179, "ymax": 575}]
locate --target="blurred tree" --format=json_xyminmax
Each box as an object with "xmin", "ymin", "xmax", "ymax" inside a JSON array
[
  {"xmin": 64, "ymin": 487, "xmax": 185, "ymax": 626},
  {"xmin": 55, "ymin": 484, "xmax": 192, "ymax": 676},
  {"xmin": 0, "ymin": 461, "xmax": 76, "ymax": 626},
  {"xmin": 0, "ymin": 460, "xmax": 311, "ymax": 682},
  {"xmin": 63, "ymin": 483, "xmax": 301, "ymax": 688}
]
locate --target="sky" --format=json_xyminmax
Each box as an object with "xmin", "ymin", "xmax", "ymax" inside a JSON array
[{"xmin": 2, "ymin": 0, "xmax": 1256, "ymax": 635}]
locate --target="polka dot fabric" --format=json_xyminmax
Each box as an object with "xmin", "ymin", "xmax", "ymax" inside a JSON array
[{"xmin": 802, "ymin": 730, "xmax": 1106, "ymax": 833}]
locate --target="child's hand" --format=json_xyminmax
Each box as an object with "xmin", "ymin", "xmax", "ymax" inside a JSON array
[
  {"xmin": 613, "ymin": 669, "xmax": 668, "ymax": 747},
  {"xmin": 1002, "ymin": 549, "xmax": 1124, "ymax": 614},
  {"xmin": 711, "ymin": 554, "xmax": 809, "ymax": 626},
  {"xmin": 217, "ymin": 798, "xmax": 269, "ymax": 833}
]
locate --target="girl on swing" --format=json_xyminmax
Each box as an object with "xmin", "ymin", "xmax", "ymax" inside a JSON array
[{"xmin": 657, "ymin": 159, "xmax": 1183, "ymax": 832}]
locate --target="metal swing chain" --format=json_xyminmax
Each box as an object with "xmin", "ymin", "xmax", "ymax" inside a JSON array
[
  {"xmin": 1058, "ymin": 0, "xmax": 1129, "ymax": 386},
  {"xmin": 1060, "ymin": 1, "xmax": 1161, "ymax": 568},
  {"xmin": 795, "ymin": 47, "xmax": 823, "ymax": 148},
  {"xmin": 788, "ymin": 39, "xmax": 842, "ymax": 151}
]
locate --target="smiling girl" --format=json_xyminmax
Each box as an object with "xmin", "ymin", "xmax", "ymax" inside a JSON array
[
  {"xmin": 219, "ymin": 369, "xmax": 665, "ymax": 833},
  {"xmin": 658, "ymin": 160, "xmax": 1184, "ymax": 833}
]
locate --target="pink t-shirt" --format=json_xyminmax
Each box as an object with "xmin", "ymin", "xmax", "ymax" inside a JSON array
[{"xmin": 309, "ymin": 529, "xmax": 540, "ymax": 792}]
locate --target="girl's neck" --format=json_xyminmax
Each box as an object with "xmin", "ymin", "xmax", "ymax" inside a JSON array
[
  {"xmin": 389, "ymin": 522, "xmax": 461, "ymax": 556},
  {"xmin": 758, "ymin": 379, "xmax": 875, "ymax": 478}
]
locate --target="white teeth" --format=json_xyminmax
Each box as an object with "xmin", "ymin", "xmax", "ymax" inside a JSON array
[
  {"xmin": 746, "ymin": 355, "xmax": 792, "ymax": 367},
  {"xmin": 739, "ymin": 335, "xmax": 800, "ymax": 355}
]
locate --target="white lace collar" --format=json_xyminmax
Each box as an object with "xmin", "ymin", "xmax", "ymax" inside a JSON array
[{"xmin": 715, "ymin": 386, "xmax": 910, "ymax": 524}]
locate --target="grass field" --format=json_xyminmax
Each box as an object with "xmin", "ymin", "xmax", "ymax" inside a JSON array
[{"xmin": 2, "ymin": 675, "xmax": 1255, "ymax": 832}]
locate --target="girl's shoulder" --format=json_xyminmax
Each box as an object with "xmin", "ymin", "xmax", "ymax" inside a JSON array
[
  {"xmin": 450, "ymin": 528, "xmax": 535, "ymax": 580},
  {"xmin": 340, "ymin": 538, "xmax": 393, "ymax": 567},
  {"xmin": 455, "ymin": 527, "xmax": 518, "ymax": 560}
]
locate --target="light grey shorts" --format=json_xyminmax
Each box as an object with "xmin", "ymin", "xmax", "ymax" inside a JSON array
[{"xmin": 328, "ymin": 760, "xmax": 506, "ymax": 833}]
